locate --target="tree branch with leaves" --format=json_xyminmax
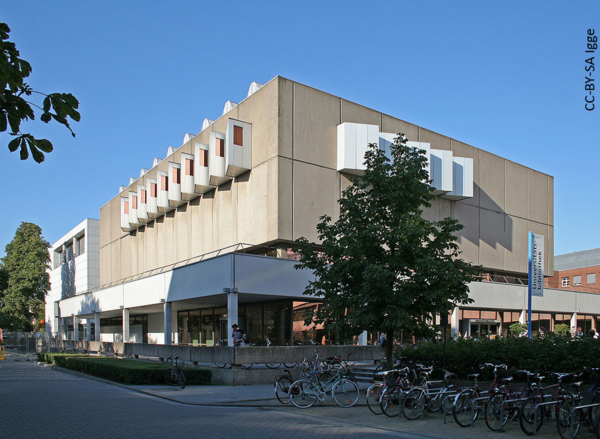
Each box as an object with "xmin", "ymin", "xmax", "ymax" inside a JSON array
[
  {"xmin": 294, "ymin": 133, "xmax": 481, "ymax": 369},
  {"xmin": 0, "ymin": 22, "xmax": 80, "ymax": 163}
]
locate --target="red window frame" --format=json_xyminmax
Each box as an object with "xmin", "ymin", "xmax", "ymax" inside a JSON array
[
  {"xmin": 132, "ymin": 196, "xmax": 138, "ymax": 209},
  {"xmin": 199, "ymin": 149, "xmax": 208, "ymax": 167},
  {"xmin": 141, "ymin": 189, "xmax": 147, "ymax": 204},
  {"xmin": 124, "ymin": 201, "xmax": 129, "ymax": 214},
  {"xmin": 161, "ymin": 175, "xmax": 169, "ymax": 191},
  {"xmin": 172, "ymin": 167, "xmax": 181, "ymax": 184},
  {"xmin": 150, "ymin": 183, "xmax": 157, "ymax": 197}
]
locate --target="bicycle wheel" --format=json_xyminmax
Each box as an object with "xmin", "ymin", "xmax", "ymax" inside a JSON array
[
  {"xmin": 453, "ymin": 389, "xmax": 478, "ymax": 427},
  {"xmin": 343, "ymin": 369, "xmax": 357, "ymax": 383},
  {"xmin": 557, "ymin": 395, "xmax": 581, "ymax": 439},
  {"xmin": 332, "ymin": 378, "xmax": 360, "ymax": 407},
  {"xmin": 402, "ymin": 388, "xmax": 425, "ymax": 420},
  {"xmin": 275, "ymin": 376, "xmax": 293, "ymax": 404},
  {"xmin": 265, "ymin": 363, "xmax": 282, "ymax": 369},
  {"xmin": 177, "ymin": 368, "xmax": 186, "ymax": 389},
  {"xmin": 520, "ymin": 396, "xmax": 544, "ymax": 435},
  {"xmin": 318, "ymin": 372, "xmax": 334, "ymax": 390},
  {"xmin": 373, "ymin": 364, "xmax": 386, "ymax": 381},
  {"xmin": 485, "ymin": 393, "xmax": 508, "ymax": 431},
  {"xmin": 241, "ymin": 364, "xmax": 253, "ymax": 370},
  {"xmin": 381, "ymin": 384, "xmax": 403, "ymax": 417},
  {"xmin": 283, "ymin": 363, "xmax": 297, "ymax": 368},
  {"xmin": 366, "ymin": 383, "xmax": 384, "ymax": 415},
  {"xmin": 215, "ymin": 363, "xmax": 228, "ymax": 368},
  {"xmin": 289, "ymin": 379, "xmax": 319, "ymax": 408},
  {"xmin": 164, "ymin": 368, "xmax": 177, "ymax": 386},
  {"xmin": 426, "ymin": 392, "xmax": 442, "ymax": 413}
]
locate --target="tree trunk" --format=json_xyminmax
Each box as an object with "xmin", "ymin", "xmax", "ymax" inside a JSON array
[{"xmin": 385, "ymin": 328, "xmax": 395, "ymax": 370}]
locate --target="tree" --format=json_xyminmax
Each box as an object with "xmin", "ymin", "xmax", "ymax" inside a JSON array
[
  {"xmin": 1, "ymin": 22, "xmax": 80, "ymax": 163},
  {"xmin": 0, "ymin": 222, "xmax": 50, "ymax": 331},
  {"xmin": 294, "ymin": 134, "xmax": 481, "ymax": 369}
]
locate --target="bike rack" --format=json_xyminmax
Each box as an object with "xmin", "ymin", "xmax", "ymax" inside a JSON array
[
  {"xmin": 443, "ymin": 394, "xmax": 456, "ymax": 424},
  {"xmin": 496, "ymin": 396, "xmax": 528, "ymax": 433},
  {"xmin": 469, "ymin": 396, "xmax": 489, "ymax": 427},
  {"xmin": 569, "ymin": 402, "xmax": 600, "ymax": 438},
  {"xmin": 532, "ymin": 400, "xmax": 560, "ymax": 436}
]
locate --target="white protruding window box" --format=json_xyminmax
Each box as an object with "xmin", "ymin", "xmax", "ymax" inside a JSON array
[
  {"xmin": 226, "ymin": 119, "xmax": 252, "ymax": 178},
  {"xmin": 136, "ymin": 185, "xmax": 149, "ymax": 224},
  {"xmin": 180, "ymin": 153, "xmax": 198, "ymax": 201},
  {"xmin": 442, "ymin": 157, "xmax": 474, "ymax": 200},
  {"xmin": 146, "ymin": 178, "xmax": 160, "ymax": 219},
  {"xmin": 168, "ymin": 162, "xmax": 184, "ymax": 208},
  {"xmin": 208, "ymin": 131, "xmax": 231, "ymax": 186},
  {"xmin": 194, "ymin": 142, "xmax": 214, "ymax": 194},
  {"xmin": 337, "ymin": 123, "xmax": 379, "ymax": 175},
  {"xmin": 128, "ymin": 191, "xmax": 141, "ymax": 227},
  {"xmin": 157, "ymin": 171, "xmax": 172, "ymax": 213},
  {"xmin": 121, "ymin": 197, "xmax": 135, "ymax": 232}
]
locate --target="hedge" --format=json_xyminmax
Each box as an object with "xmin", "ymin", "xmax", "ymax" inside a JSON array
[
  {"xmin": 38, "ymin": 353, "xmax": 212, "ymax": 385},
  {"xmin": 399, "ymin": 335, "xmax": 600, "ymax": 380}
]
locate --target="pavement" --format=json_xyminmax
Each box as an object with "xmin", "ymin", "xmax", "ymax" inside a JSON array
[{"xmin": 2, "ymin": 349, "xmax": 596, "ymax": 439}]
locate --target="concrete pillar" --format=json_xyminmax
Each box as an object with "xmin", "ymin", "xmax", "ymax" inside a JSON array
[
  {"xmin": 86, "ymin": 318, "xmax": 92, "ymax": 341},
  {"xmin": 122, "ymin": 308, "xmax": 129, "ymax": 343},
  {"xmin": 451, "ymin": 307, "xmax": 460, "ymax": 337},
  {"xmin": 171, "ymin": 307, "xmax": 177, "ymax": 345},
  {"xmin": 73, "ymin": 315, "xmax": 79, "ymax": 341},
  {"xmin": 227, "ymin": 291, "xmax": 239, "ymax": 347},
  {"xmin": 164, "ymin": 302, "xmax": 172, "ymax": 345},
  {"xmin": 94, "ymin": 312, "xmax": 100, "ymax": 342},
  {"xmin": 571, "ymin": 313, "xmax": 578, "ymax": 335},
  {"xmin": 358, "ymin": 330, "xmax": 368, "ymax": 346}
]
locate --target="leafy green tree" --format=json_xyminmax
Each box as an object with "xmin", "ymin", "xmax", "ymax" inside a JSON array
[
  {"xmin": 1, "ymin": 22, "xmax": 80, "ymax": 163},
  {"xmin": 0, "ymin": 222, "xmax": 50, "ymax": 331},
  {"xmin": 294, "ymin": 134, "xmax": 481, "ymax": 369},
  {"xmin": 509, "ymin": 322, "xmax": 528, "ymax": 337},
  {"xmin": 553, "ymin": 323, "xmax": 570, "ymax": 337}
]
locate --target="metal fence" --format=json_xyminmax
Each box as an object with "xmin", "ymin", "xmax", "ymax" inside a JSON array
[{"xmin": 2, "ymin": 331, "xmax": 52, "ymax": 354}]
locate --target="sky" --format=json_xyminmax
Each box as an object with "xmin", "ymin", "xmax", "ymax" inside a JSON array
[{"xmin": 0, "ymin": 1, "xmax": 598, "ymax": 258}]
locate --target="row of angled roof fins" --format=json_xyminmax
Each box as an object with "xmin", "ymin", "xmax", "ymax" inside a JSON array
[
  {"xmin": 120, "ymin": 118, "xmax": 252, "ymax": 231},
  {"xmin": 123, "ymin": 81, "xmax": 264, "ymax": 193},
  {"xmin": 337, "ymin": 122, "xmax": 473, "ymax": 200}
]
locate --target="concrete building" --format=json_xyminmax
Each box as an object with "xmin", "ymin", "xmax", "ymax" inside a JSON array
[{"xmin": 46, "ymin": 76, "xmax": 591, "ymax": 345}]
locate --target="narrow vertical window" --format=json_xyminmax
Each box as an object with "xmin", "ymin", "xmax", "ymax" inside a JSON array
[
  {"xmin": 172, "ymin": 167, "xmax": 181, "ymax": 184},
  {"xmin": 150, "ymin": 183, "xmax": 157, "ymax": 197},
  {"xmin": 124, "ymin": 201, "xmax": 129, "ymax": 214},
  {"xmin": 185, "ymin": 158, "xmax": 194, "ymax": 176},
  {"xmin": 200, "ymin": 149, "xmax": 208, "ymax": 167},
  {"xmin": 132, "ymin": 196, "xmax": 138, "ymax": 209},
  {"xmin": 216, "ymin": 138, "xmax": 225, "ymax": 157},
  {"xmin": 234, "ymin": 126, "xmax": 243, "ymax": 146},
  {"xmin": 161, "ymin": 175, "xmax": 169, "ymax": 191},
  {"xmin": 141, "ymin": 189, "xmax": 147, "ymax": 204}
]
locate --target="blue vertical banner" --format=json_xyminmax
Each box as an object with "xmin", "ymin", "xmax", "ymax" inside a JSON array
[{"xmin": 527, "ymin": 232, "xmax": 544, "ymax": 338}]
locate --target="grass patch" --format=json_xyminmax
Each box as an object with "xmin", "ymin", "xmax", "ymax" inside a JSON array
[{"xmin": 38, "ymin": 353, "xmax": 211, "ymax": 385}]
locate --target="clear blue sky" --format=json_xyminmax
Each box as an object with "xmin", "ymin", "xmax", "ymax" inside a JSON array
[{"xmin": 1, "ymin": 1, "xmax": 598, "ymax": 259}]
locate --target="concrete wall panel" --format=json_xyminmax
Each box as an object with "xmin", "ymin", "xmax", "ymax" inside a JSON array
[
  {"xmin": 454, "ymin": 202, "xmax": 480, "ymax": 266},
  {"xmin": 292, "ymin": 161, "xmax": 340, "ymax": 243},
  {"xmin": 504, "ymin": 215, "xmax": 529, "ymax": 273},
  {"xmin": 505, "ymin": 161, "xmax": 528, "ymax": 219},
  {"xmin": 479, "ymin": 210, "xmax": 506, "ymax": 270},
  {"xmin": 419, "ymin": 128, "xmax": 451, "ymax": 151},
  {"xmin": 277, "ymin": 77, "xmax": 293, "ymax": 159},
  {"xmin": 293, "ymin": 83, "xmax": 340, "ymax": 168},
  {"xmin": 278, "ymin": 158, "xmax": 293, "ymax": 241},
  {"xmin": 381, "ymin": 114, "xmax": 419, "ymax": 141},
  {"xmin": 341, "ymin": 99, "xmax": 381, "ymax": 127},
  {"xmin": 528, "ymin": 170, "xmax": 550, "ymax": 225},
  {"xmin": 479, "ymin": 151, "xmax": 506, "ymax": 212}
]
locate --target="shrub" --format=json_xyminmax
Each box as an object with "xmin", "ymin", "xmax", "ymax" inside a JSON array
[
  {"xmin": 509, "ymin": 322, "xmax": 528, "ymax": 337},
  {"xmin": 37, "ymin": 353, "xmax": 212, "ymax": 385},
  {"xmin": 554, "ymin": 323, "xmax": 570, "ymax": 337},
  {"xmin": 398, "ymin": 336, "xmax": 600, "ymax": 378}
]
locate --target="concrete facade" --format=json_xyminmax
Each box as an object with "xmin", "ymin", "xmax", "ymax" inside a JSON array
[{"xmin": 47, "ymin": 76, "xmax": 576, "ymax": 346}]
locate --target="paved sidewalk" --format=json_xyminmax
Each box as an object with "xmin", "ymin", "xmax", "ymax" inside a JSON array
[{"xmin": 6, "ymin": 350, "xmax": 595, "ymax": 439}]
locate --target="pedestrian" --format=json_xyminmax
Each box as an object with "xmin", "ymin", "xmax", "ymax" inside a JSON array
[
  {"xmin": 231, "ymin": 324, "xmax": 246, "ymax": 347},
  {"xmin": 379, "ymin": 333, "xmax": 386, "ymax": 348}
]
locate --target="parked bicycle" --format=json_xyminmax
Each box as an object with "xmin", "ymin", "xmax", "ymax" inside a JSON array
[
  {"xmin": 288, "ymin": 368, "xmax": 360, "ymax": 408},
  {"xmin": 164, "ymin": 355, "xmax": 185, "ymax": 389},
  {"xmin": 402, "ymin": 368, "xmax": 457, "ymax": 420}
]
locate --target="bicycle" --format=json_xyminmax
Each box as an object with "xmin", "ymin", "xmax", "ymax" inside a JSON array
[
  {"xmin": 213, "ymin": 339, "xmax": 252, "ymax": 369},
  {"xmin": 484, "ymin": 370, "xmax": 531, "ymax": 431},
  {"xmin": 164, "ymin": 355, "xmax": 185, "ymax": 389},
  {"xmin": 367, "ymin": 366, "xmax": 412, "ymax": 416},
  {"xmin": 520, "ymin": 372, "xmax": 576, "ymax": 435},
  {"xmin": 402, "ymin": 368, "xmax": 457, "ymax": 420},
  {"xmin": 288, "ymin": 368, "xmax": 360, "ymax": 409},
  {"xmin": 452, "ymin": 363, "xmax": 508, "ymax": 427}
]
